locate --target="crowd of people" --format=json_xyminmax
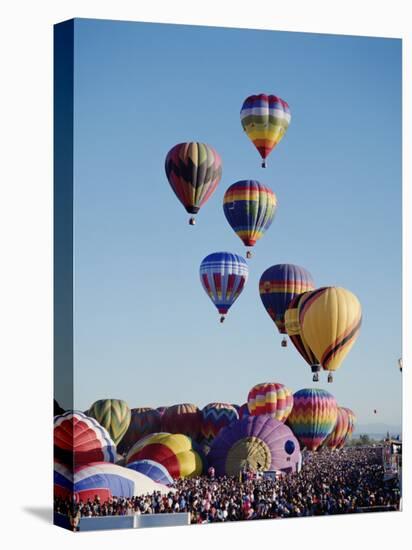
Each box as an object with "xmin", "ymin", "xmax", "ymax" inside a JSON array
[{"xmin": 54, "ymin": 447, "xmax": 400, "ymax": 526}]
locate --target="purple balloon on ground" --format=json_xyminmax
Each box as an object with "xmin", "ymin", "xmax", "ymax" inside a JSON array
[{"xmin": 208, "ymin": 414, "xmax": 301, "ymax": 477}]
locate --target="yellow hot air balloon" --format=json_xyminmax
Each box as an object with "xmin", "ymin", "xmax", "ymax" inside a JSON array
[{"xmin": 298, "ymin": 287, "xmax": 362, "ymax": 382}]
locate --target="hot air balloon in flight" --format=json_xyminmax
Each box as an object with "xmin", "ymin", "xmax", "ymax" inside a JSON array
[
  {"xmin": 117, "ymin": 407, "xmax": 162, "ymax": 454},
  {"xmin": 325, "ymin": 407, "xmax": 350, "ymax": 450},
  {"xmin": 126, "ymin": 433, "xmax": 204, "ymax": 479},
  {"xmin": 86, "ymin": 399, "xmax": 131, "ymax": 445},
  {"xmin": 285, "ymin": 293, "xmax": 321, "ymax": 381},
  {"xmin": 223, "ymin": 180, "xmax": 277, "ymax": 258},
  {"xmin": 201, "ymin": 402, "xmax": 239, "ymax": 442},
  {"xmin": 161, "ymin": 403, "xmax": 202, "ymax": 440},
  {"xmin": 200, "ymin": 252, "xmax": 249, "ymax": 322},
  {"xmin": 208, "ymin": 415, "xmax": 301, "ymax": 476},
  {"xmin": 259, "ymin": 264, "xmax": 315, "ymax": 346},
  {"xmin": 165, "ymin": 142, "xmax": 222, "ymax": 225},
  {"xmin": 286, "ymin": 388, "xmax": 338, "ymax": 451},
  {"xmin": 298, "ymin": 287, "xmax": 362, "ymax": 382},
  {"xmin": 247, "ymin": 382, "xmax": 293, "ymax": 423},
  {"xmin": 240, "ymin": 94, "xmax": 291, "ymax": 168},
  {"xmin": 54, "ymin": 411, "xmax": 117, "ymax": 467}
]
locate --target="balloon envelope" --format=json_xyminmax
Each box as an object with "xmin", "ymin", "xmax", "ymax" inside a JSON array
[
  {"xmin": 247, "ymin": 382, "xmax": 293, "ymax": 422},
  {"xmin": 165, "ymin": 142, "xmax": 222, "ymax": 216},
  {"xmin": 161, "ymin": 403, "xmax": 202, "ymax": 440},
  {"xmin": 117, "ymin": 407, "xmax": 161, "ymax": 454},
  {"xmin": 259, "ymin": 264, "xmax": 315, "ymax": 334},
  {"xmin": 223, "ymin": 180, "xmax": 277, "ymax": 247},
  {"xmin": 200, "ymin": 252, "xmax": 248, "ymax": 318},
  {"xmin": 285, "ymin": 293, "xmax": 319, "ymax": 373},
  {"xmin": 299, "ymin": 287, "xmax": 362, "ymax": 374},
  {"xmin": 326, "ymin": 407, "xmax": 350, "ymax": 450},
  {"xmin": 127, "ymin": 459, "xmax": 174, "ymax": 486},
  {"xmin": 208, "ymin": 415, "xmax": 301, "ymax": 476},
  {"xmin": 201, "ymin": 402, "xmax": 239, "ymax": 442},
  {"xmin": 54, "ymin": 411, "xmax": 116, "ymax": 467},
  {"xmin": 240, "ymin": 94, "xmax": 291, "ymax": 166},
  {"xmin": 287, "ymin": 388, "xmax": 338, "ymax": 451},
  {"xmin": 87, "ymin": 399, "xmax": 131, "ymax": 445},
  {"xmin": 126, "ymin": 433, "xmax": 204, "ymax": 479}
]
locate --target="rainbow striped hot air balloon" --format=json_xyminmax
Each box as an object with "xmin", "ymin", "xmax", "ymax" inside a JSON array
[
  {"xmin": 126, "ymin": 433, "xmax": 204, "ymax": 479},
  {"xmin": 286, "ymin": 388, "xmax": 338, "ymax": 451},
  {"xmin": 285, "ymin": 293, "xmax": 321, "ymax": 380},
  {"xmin": 240, "ymin": 94, "xmax": 291, "ymax": 168},
  {"xmin": 208, "ymin": 415, "xmax": 301, "ymax": 476},
  {"xmin": 247, "ymin": 382, "xmax": 293, "ymax": 423},
  {"xmin": 86, "ymin": 399, "xmax": 131, "ymax": 445},
  {"xmin": 223, "ymin": 180, "xmax": 277, "ymax": 258},
  {"xmin": 200, "ymin": 252, "xmax": 249, "ymax": 322},
  {"xmin": 54, "ymin": 411, "xmax": 116, "ymax": 467},
  {"xmin": 259, "ymin": 264, "xmax": 315, "ymax": 346},
  {"xmin": 338, "ymin": 407, "xmax": 356, "ymax": 448},
  {"xmin": 298, "ymin": 287, "xmax": 362, "ymax": 382},
  {"xmin": 325, "ymin": 407, "xmax": 350, "ymax": 450},
  {"xmin": 165, "ymin": 142, "xmax": 222, "ymax": 225},
  {"xmin": 201, "ymin": 402, "xmax": 239, "ymax": 442}
]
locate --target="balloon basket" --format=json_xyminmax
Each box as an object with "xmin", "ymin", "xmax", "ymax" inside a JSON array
[
  {"xmin": 189, "ymin": 217, "xmax": 196, "ymax": 225},
  {"xmin": 246, "ymin": 250, "xmax": 252, "ymax": 259},
  {"xmin": 281, "ymin": 338, "xmax": 287, "ymax": 347},
  {"xmin": 312, "ymin": 373, "xmax": 319, "ymax": 382},
  {"xmin": 327, "ymin": 373, "xmax": 333, "ymax": 383},
  {"xmin": 220, "ymin": 316, "xmax": 225, "ymax": 323},
  {"xmin": 261, "ymin": 160, "xmax": 267, "ymax": 168}
]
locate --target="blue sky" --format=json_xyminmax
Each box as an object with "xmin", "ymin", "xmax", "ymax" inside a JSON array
[{"xmin": 70, "ymin": 19, "xmax": 401, "ymax": 427}]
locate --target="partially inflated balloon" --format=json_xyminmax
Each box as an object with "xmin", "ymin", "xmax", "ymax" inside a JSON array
[
  {"xmin": 127, "ymin": 459, "xmax": 174, "ymax": 486},
  {"xmin": 161, "ymin": 403, "xmax": 202, "ymax": 440},
  {"xmin": 287, "ymin": 388, "xmax": 338, "ymax": 451},
  {"xmin": 54, "ymin": 411, "xmax": 116, "ymax": 467},
  {"xmin": 208, "ymin": 415, "xmax": 301, "ymax": 476},
  {"xmin": 259, "ymin": 264, "xmax": 315, "ymax": 344},
  {"xmin": 285, "ymin": 293, "xmax": 320, "ymax": 380},
  {"xmin": 299, "ymin": 287, "xmax": 362, "ymax": 382},
  {"xmin": 247, "ymin": 382, "xmax": 293, "ymax": 422},
  {"xmin": 326, "ymin": 407, "xmax": 350, "ymax": 450},
  {"xmin": 201, "ymin": 403, "xmax": 239, "ymax": 442},
  {"xmin": 165, "ymin": 142, "xmax": 222, "ymax": 224},
  {"xmin": 200, "ymin": 252, "xmax": 248, "ymax": 322},
  {"xmin": 126, "ymin": 433, "xmax": 204, "ymax": 479},
  {"xmin": 240, "ymin": 94, "xmax": 291, "ymax": 167},
  {"xmin": 87, "ymin": 399, "xmax": 131, "ymax": 445},
  {"xmin": 117, "ymin": 408, "xmax": 162, "ymax": 454},
  {"xmin": 223, "ymin": 181, "xmax": 277, "ymax": 256}
]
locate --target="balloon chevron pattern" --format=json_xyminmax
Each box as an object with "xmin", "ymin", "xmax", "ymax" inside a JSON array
[
  {"xmin": 286, "ymin": 388, "xmax": 338, "ymax": 451},
  {"xmin": 201, "ymin": 402, "xmax": 239, "ymax": 442},
  {"xmin": 87, "ymin": 399, "xmax": 131, "ymax": 445}
]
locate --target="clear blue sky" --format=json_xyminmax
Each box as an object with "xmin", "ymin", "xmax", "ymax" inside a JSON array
[{"xmin": 70, "ymin": 19, "xmax": 402, "ymax": 427}]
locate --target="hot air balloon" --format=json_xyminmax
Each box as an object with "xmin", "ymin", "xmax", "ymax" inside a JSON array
[
  {"xmin": 298, "ymin": 287, "xmax": 362, "ymax": 382},
  {"xmin": 247, "ymin": 382, "xmax": 293, "ymax": 422},
  {"xmin": 127, "ymin": 459, "xmax": 174, "ymax": 486},
  {"xmin": 86, "ymin": 399, "xmax": 131, "ymax": 445},
  {"xmin": 325, "ymin": 407, "xmax": 350, "ymax": 450},
  {"xmin": 165, "ymin": 142, "xmax": 222, "ymax": 225},
  {"xmin": 286, "ymin": 388, "xmax": 338, "ymax": 451},
  {"xmin": 238, "ymin": 403, "xmax": 250, "ymax": 419},
  {"xmin": 201, "ymin": 402, "xmax": 239, "ymax": 442},
  {"xmin": 54, "ymin": 411, "xmax": 116, "ymax": 467},
  {"xmin": 200, "ymin": 252, "xmax": 248, "ymax": 322},
  {"xmin": 285, "ymin": 293, "xmax": 321, "ymax": 380},
  {"xmin": 223, "ymin": 181, "xmax": 277, "ymax": 258},
  {"xmin": 161, "ymin": 403, "xmax": 202, "ymax": 440},
  {"xmin": 259, "ymin": 264, "xmax": 315, "ymax": 346},
  {"xmin": 126, "ymin": 433, "xmax": 204, "ymax": 479},
  {"xmin": 55, "ymin": 461, "xmax": 175, "ymax": 502},
  {"xmin": 208, "ymin": 415, "xmax": 301, "ymax": 476},
  {"xmin": 117, "ymin": 407, "xmax": 161, "ymax": 454},
  {"xmin": 338, "ymin": 407, "xmax": 356, "ymax": 448},
  {"xmin": 240, "ymin": 94, "xmax": 291, "ymax": 168}
]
